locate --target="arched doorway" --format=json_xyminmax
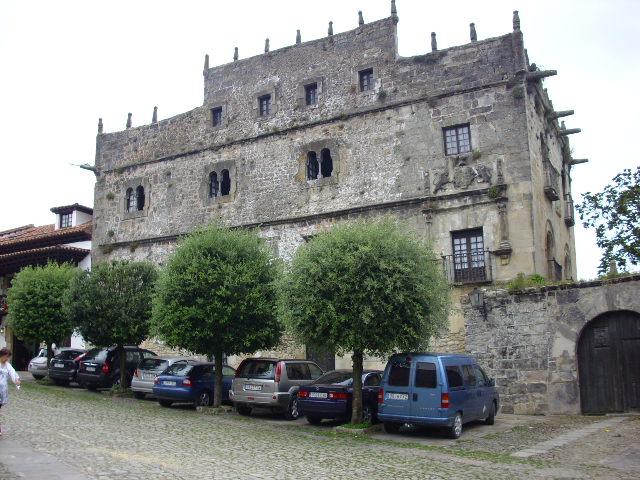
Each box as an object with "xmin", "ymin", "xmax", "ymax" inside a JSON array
[{"xmin": 578, "ymin": 311, "xmax": 640, "ymax": 413}]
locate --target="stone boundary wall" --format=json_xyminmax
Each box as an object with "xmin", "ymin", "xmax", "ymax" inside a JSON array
[{"xmin": 462, "ymin": 275, "xmax": 640, "ymax": 414}]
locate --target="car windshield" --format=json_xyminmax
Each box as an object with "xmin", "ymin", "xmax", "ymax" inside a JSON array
[
  {"xmin": 55, "ymin": 350, "xmax": 84, "ymax": 360},
  {"xmin": 163, "ymin": 362, "xmax": 193, "ymax": 377},
  {"xmin": 83, "ymin": 348, "xmax": 108, "ymax": 362},
  {"xmin": 313, "ymin": 371, "xmax": 353, "ymax": 385},
  {"xmin": 140, "ymin": 358, "xmax": 169, "ymax": 371},
  {"xmin": 237, "ymin": 360, "xmax": 276, "ymax": 379}
]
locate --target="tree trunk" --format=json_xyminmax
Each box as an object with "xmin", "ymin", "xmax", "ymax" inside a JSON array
[
  {"xmin": 118, "ymin": 344, "xmax": 127, "ymax": 389},
  {"xmin": 213, "ymin": 350, "xmax": 223, "ymax": 408},
  {"xmin": 46, "ymin": 343, "xmax": 54, "ymax": 365},
  {"xmin": 351, "ymin": 350, "xmax": 364, "ymax": 424}
]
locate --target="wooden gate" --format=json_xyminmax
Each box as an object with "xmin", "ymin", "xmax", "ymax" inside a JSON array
[{"xmin": 578, "ymin": 311, "xmax": 640, "ymax": 414}]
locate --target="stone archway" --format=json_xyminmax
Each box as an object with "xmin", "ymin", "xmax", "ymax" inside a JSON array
[{"xmin": 577, "ymin": 310, "xmax": 640, "ymax": 414}]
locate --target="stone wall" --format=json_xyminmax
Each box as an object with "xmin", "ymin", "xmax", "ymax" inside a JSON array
[{"xmin": 463, "ymin": 276, "xmax": 640, "ymax": 414}]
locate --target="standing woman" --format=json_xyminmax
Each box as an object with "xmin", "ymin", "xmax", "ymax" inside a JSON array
[{"xmin": 0, "ymin": 347, "xmax": 21, "ymax": 435}]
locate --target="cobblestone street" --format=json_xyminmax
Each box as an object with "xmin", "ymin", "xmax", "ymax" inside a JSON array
[{"xmin": 0, "ymin": 381, "xmax": 638, "ymax": 479}]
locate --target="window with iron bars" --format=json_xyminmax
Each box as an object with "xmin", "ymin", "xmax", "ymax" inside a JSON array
[
  {"xmin": 443, "ymin": 124, "xmax": 471, "ymax": 156},
  {"xmin": 451, "ymin": 228, "xmax": 487, "ymax": 283},
  {"xmin": 305, "ymin": 83, "xmax": 318, "ymax": 106},
  {"xmin": 359, "ymin": 68, "xmax": 374, "ymax": 92},
  {"xmin": 258, "ymin": 94, "xmax": 271, "ymax": 117}
]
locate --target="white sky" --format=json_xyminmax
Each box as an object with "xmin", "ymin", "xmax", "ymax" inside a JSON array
[{"xmin": 1, "ymin": 0, "xmax": 638, "ymax": 279}]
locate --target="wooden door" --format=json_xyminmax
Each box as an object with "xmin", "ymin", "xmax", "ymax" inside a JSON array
[{"xmin": 578, "ymin": 311, "xmax": 640, "ymax": 414}]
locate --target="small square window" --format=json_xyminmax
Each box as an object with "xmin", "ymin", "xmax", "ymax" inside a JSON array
[
  {"xmin": 259, "ymin": 94, "xmax": 271, "ymax": 117},
  {"xmin": 443, "ymin": 124, "xmax": 471, "ymax": 155},
  {"xmin": 60, "ymin": 213, "xmax": 72, "ymax": 228},
  {"xmin": 359, "ymin": 68, "xmax": 374, "ymax": 92},
  {"xmin": 305, "ymin": 83, "xmax": 318, "ymax": 105},
  {"xmin": 211, "ymin": 107, "xmax": 223, "ymax": 127}
]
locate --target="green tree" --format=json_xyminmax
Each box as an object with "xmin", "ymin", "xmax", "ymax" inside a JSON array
[
  {"xmin": 7, "ymin": 262, "xmax": 77, "ymax": 363},
  {"xmin": 576, "ymin": 166, "xmax": 640, "ymax": 273},
  {"xmin": 152, "ymin": 225, "xmax": 282, "ymax": 407},
  {"xmin": 280, "ymin": 219, "xmax": 450, "ymax": 424},
  {"xmin": 64, "ymin": 261, "xmax": 158, "ymax": 388}
]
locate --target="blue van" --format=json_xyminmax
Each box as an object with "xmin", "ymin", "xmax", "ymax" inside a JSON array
[{"xmin": 377, "ymin": 353, "xmax": 499, "ymax": 438}]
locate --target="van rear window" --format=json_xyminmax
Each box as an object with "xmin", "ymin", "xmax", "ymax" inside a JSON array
[
  {"xmin": 388, "ymin": 361, "xmax": 411, "ymax": 387},
  {"xmin": 415, "ymin": 362, "xmax": 437, "ymax": 388},
  {"xmin": 445, "ymin": 365, "xmax": 463, "ymax": 388}
]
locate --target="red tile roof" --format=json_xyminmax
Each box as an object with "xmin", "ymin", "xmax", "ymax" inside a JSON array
[
  {"xmin": 0, "ymin": 222, "xmax": 92, "ymax": 253},
  {"xmin": 0, "ymin": 245, "xmax": 90, "ymax": 275}
]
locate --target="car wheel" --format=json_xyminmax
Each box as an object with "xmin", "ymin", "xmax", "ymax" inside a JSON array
[
  {"xmin": 284, "ymin": 395, "xmax": 300, "ymax": 420},
  {"xmin": 362, "ymin": 405, "xmax": 375, "ymax": 424},
  {"xmin": 484, "ymin": 402, "xmax": 496, "ymax": 425},
  {"xmin": 158, "ymin": 400, "xmax": 173, "ymax": 407},
  {"xmin": 448, "ymin": 413, "xmax": 463, "ymax": 439},
  {"xmin": 32, "ymin": 375, "xmax": 45, "ymax": 380},
  {"xmin": 236, "ymin": 405, "xmax": 252, "ymax": 416},
  {"xmin": 383, "ymin": 422, "xmax": 401, "ymax": 434},
  {"xmin": 197, "ymin": 390, "xmax": 212, "ymax": 407},
  {"xmin": 133, "ymin": 392, "xmax": 146, "ymax": 400},
  {"xmin": 306, "ymin": 415, "xmax": 322, "ymax": 425}
]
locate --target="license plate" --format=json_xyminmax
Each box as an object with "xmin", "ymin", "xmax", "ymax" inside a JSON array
[
  {"xmin": 163, "ymin": 381, "xmax": 176, "ymax": 386},
  {"xmin": 54, "ymin": 363, "xmax": 64, "ymax": 368},
  {"xmin": 86, "ymin": 367, "xmax": 96, "ymax": 372},
  {"xmin": 386, "ymin": 392, "xmax": 409, "ymax": 401},
  {"xmin": 244, "ymin": 384, "xmax": 262, "ymax": 391},
  {"xmin": 309, "ymin": 392, "xmax": 328, "ymax": 398}
]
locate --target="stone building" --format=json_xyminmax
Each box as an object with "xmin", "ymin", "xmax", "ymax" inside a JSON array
[
  {"xmin": 0, "ymin": 203, "xmax": 92, "ymax": 369},
  {"xmin": 91, "ymin": 6, "xmax": 583, "ymax": 369}
]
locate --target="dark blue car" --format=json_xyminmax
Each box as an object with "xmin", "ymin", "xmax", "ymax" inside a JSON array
[
  {"xmin": 153, "ymin": 362, "xmax": 236, "ymax": 407},
  {"xmin": 298, "ymin": 369, "xmax": 382, "ymax": 424}
]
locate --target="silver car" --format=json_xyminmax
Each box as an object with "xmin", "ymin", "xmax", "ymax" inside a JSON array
[
  {"xmin": 28, "ymin": 348, "xmax": 51, "ymax": 380},
  {"xmin": 230, "ymin": 358, "xmax": 323, "ymax": 420},
  {"xmin": 131, "ymin": 357, "xmax": 194, "ymax": 399}
]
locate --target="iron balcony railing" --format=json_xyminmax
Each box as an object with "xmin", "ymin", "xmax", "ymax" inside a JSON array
[
  {"xmin": 543, "ymin": 160, "xmax": 560, "ymax": 201},
  {"xmin": 564, "ymin": 193, "xmax": 575, "ymax": 226},
  {"xmin": 442, "ymin": 250, "xmax": 493, "ymax": 284}
]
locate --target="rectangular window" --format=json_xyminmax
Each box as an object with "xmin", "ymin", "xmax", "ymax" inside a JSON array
[
  {"xmin": 451, "ymin": 228, "xmax": 486, "ymax": 283},
  {"xmin": 259, "ymin": 94, "xmax": 271, "ymax": 117},
  {"xmin": 359, "ymin": 68, "xmax": 374, "ymax": 92},
  {"xmin": 415, "ymin": 362, "xmax": 437, "ymax": 388},
  {"xmin": 305, "ymin": 83, "xmax": 318, "ymax": 105},
  {"xmin": 445, "ymin": 365, "xmax": 464, "ymax": 389},
  {"xmin": 60, "ymin": 213, "xmax": 72, "ymax": 228},
  {"xmin": 211, "ymin": 107, "xmax": 223, "ymax": 127},
  {"xmin": 443, "ymin": 124, "xmax": 471, "ymax": 155},
  {"xmin": 388, "ymin": 361, "xmax": 411, "ymax": 387},
  {"xmin": 462, "ymin": 365, "xmax": 477, "ymax": 387}
]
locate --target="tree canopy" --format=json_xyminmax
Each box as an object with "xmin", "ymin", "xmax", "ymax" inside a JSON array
[
  {"xmin": 64, "ymin": 261, "xmax": 158, "ymax": 387},
  {"xmin": 7, "ymin": 262, "xmax": 77, "ymax": 361},
  {"xmin": 576, "ymin": 166, "xmax": 640, "ymax": 274},
  {"xmin": 280, "ymin": 219, "xmax": 450, "ymax": 423},
  {"xmin": 152, "ymin": 224, "xmax": 282, "ymax": 407}
]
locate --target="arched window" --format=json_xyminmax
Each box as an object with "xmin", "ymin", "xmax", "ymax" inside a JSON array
[
  {"xmin": 307, "ymin": 152, "xmax": 319, "ymax": 180},
  {"xmin": 126, "ymin": 188, "xmax": 136, "ymax": 212},
  {"xmin": 320, "ymin": 148, "xmax": 333, "ymax": 178},
  {"xmin": 135, "ymin": 185, "xmax": 145, "ymax": 211},
  {"xmin": 221, "ymin": 169, "xmax": 231, "ymax": 196},
  {"xmin": 564, "ymin": 245, "xmax": 572, "ymax": 281},
  {"xmin": 545, "ymin": 224, "xmax": 555, "ymax": 279},
  {"xmin": 209, "ymin": 171, "xmax": 219, "ymax": 198}
]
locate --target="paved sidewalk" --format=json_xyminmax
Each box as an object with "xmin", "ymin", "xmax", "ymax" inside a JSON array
[{"xmin": 0, "ymin": 438, "xmax": 88, "ymax": 480}]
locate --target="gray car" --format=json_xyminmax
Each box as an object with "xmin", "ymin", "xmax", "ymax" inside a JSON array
[
  {"xmin": 230, "ymin": 358, "xmax": 323, "ymax": 420},
  {"xmin": 28, "ymin": 348, "xmax": 49, "ymax": 380},
  {"xmin": 131, "ymin": 357, "xmax": 194, "ymax": 399}
]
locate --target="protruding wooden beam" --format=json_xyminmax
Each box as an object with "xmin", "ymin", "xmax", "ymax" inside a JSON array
[
  {"xmin": 549, "ymin": 110, "xmax": 574, "ymax": 119},
  {"xmin": 559, "ymin": 128, "xmax": 581, "ymax": 136},
  {"xmin": 526, "ymin": 70, "xmax": 557, "ymax": 82},
  {"xmin": 569, "ymin": 158, "xmax": 589, "ymax": 165}
]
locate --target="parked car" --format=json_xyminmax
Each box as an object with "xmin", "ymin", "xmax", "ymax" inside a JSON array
[
  {"xmin": 153, "ymin": 362, "xmax": 236, "ymax": 407},
  {"xmin": 131, "ymin": 357, "xmax": 193, "ymax": 399},
  {"xmin": 230, "ymin": 358, "xmax": 323, "ymax": 420},
  {"xmin": 28, "ymin": 348, "xmax": 49, "ymax": 380},
  {"xmin": 77, "ymin": 346, "xmax": 157, "ymax": 390},
  {"xmin": 298, "ymin": 369, "xmax": 382, "ymax": 424},
  {"xmin": 377, "ymin": 353, "xmax": 499, "ymax": 439},
  {"xmin": 48, "ymin": 348, "xmax": 87, "ymax": 386}
]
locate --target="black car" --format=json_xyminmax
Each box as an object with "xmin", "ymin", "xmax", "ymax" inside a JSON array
[
  {"xmin": 77, "ymin": 346, "xmax": 157, "ymax": 390},
  {"xmin": 298, "ymin": 369, "xmax": 382, "ymax": 424},
  {"xmin": 48, "ymin": 348, "xmax": 87, "ymax": 386}
]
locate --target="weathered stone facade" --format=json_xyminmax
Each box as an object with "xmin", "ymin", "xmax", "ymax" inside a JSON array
[
  {"xmin": 464, "ymin": 276, "xmax": 640, "ymax": 415},
  {"xmin": 91, "ymin": 6, "xmax": 582, "ymax": 370}
]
